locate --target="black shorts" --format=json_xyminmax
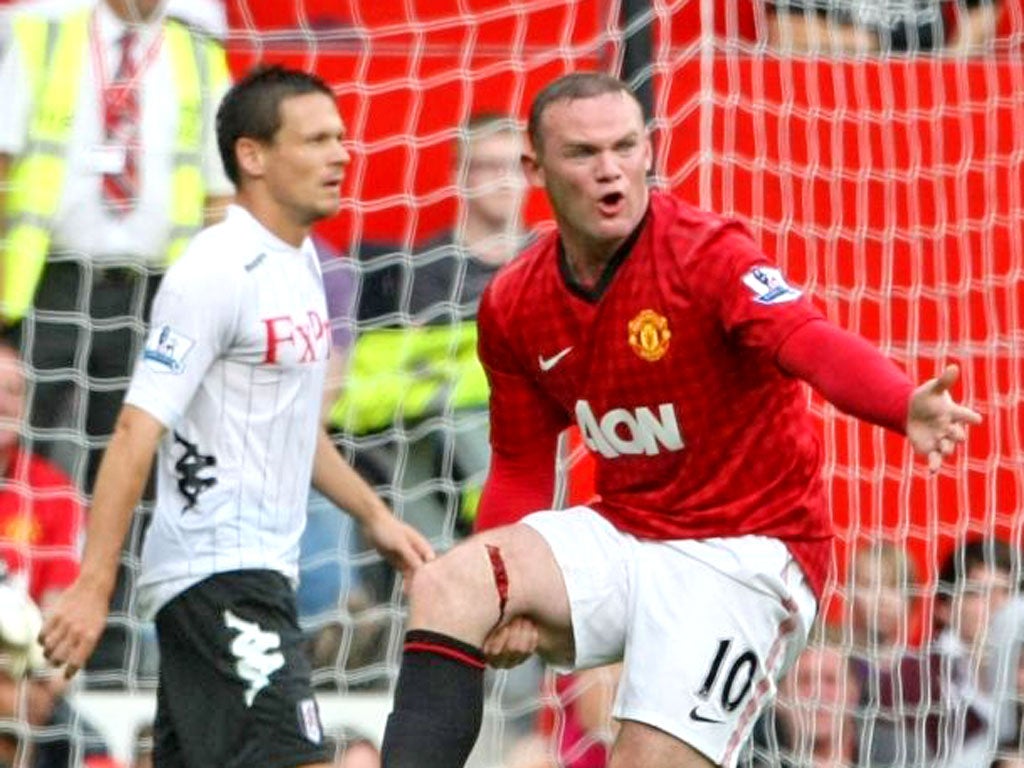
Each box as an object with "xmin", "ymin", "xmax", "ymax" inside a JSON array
[{"xmin": 153, "ymin": 570, "xmax": 330, "ymax": 768}]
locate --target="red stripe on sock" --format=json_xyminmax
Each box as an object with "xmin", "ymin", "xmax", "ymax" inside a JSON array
[{"xmin": 404, "ymin": 641, "xmax": 486, "ymax": 670}]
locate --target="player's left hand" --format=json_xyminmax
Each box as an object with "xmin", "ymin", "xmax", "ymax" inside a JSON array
[
  {"xmin": 361, "ymin": 513, "xmax": 435, "ymax": 582},
  {"xmin": 482, "ymin": 616, "xmax": 539, "ymax": 669},
  {"xmin": 906, "ymin": 364, "xmax": 983, "ymax": 473}
]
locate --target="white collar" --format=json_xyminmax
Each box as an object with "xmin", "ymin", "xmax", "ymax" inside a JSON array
[{"xmin": 227, "ymin": 205, "xmax": 311, "ymax": 255}]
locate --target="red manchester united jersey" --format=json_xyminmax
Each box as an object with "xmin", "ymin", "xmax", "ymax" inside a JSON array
[{"xmin": 477, "ymin": 190, "xmax": 834, "ymax": 596}]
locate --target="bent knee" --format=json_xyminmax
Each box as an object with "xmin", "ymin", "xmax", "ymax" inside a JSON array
[{"xmin": 407, "ymin": 542, "xmax": 502, "ymax": 635}]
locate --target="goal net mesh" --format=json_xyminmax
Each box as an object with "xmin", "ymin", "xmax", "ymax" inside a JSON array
[{"xmin": 8, "ymin": 0, "xmax": 1022, "ymax": 765}]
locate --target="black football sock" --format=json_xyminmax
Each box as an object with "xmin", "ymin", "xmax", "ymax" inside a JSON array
[{"xmin": 381, "ymin": 629, "xmax": 486, "ymax": 768}]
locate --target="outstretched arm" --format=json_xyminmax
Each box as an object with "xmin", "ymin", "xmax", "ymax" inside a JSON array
[{"xmin": 777, "ymin": 319, "xmax": 981, "ymax": 471}]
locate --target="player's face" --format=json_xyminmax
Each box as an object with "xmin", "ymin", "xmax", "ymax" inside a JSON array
[
  {"xmin": 527, "ymin": 92, "xmax": 651, "ymax": 259},
  {"xmin": 460, "ymin": 132, "xmax": 525, "ymax": 233},
  {"xmin": 264, "ymin": 92, "xmax": 350, "ymax": 225}
]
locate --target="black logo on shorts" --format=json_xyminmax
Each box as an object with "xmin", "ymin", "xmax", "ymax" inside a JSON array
[
  {"xmin": 689, "ymin": 705, "xmax": 724, "ymax": 725},
  {"xmin": 173, "ymin": 432, "xmax": 217, "ymax": 512}
]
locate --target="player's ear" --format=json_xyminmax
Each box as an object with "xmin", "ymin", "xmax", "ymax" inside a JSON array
[
  {"xmin": 235, "ymin": 137, "xmax": 266, "ymax": 182},
  {"xmin": 521, "ymin": 147, "xmax": 544, "ymax": 188},
  {"xmin": 643, "ymin": 133, "xmax": 653, "ymax": 174}
]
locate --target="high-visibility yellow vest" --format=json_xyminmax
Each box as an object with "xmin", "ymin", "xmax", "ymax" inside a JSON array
[
  {"xmin": 329, "ymin": 322, "xmax": 491, "ymax": 435},
  {"xmin": 1, "ymin": 10, "xmax": 229, "ymax": 323}
]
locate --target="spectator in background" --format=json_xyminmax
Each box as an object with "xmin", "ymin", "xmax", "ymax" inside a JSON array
[
  {"xmin": 773, "ymin": 631, "xmax": 864, "ymax": 768},
  {"xmin": 872, "ymin": 536, "xmax": 1018, "ymax": 767},
  {"xmin": 0, "ymin": 341, "xmax": 83, "ymax": 613},
  {"xmin": 323, "ymin": 111, "xmax": 531, "ymax": 719},
  {"xmin": 766, "ymin": 0, "xmax": 1001, "ymax": 54},
  {"xmin": 333, "ymin": 113, "xmax": 528, "ymax": 563},
  {"xmin": 847, "ymin": 541, "xmax": 918, "ymax": 712},
  {"xmin": 0, "ymin": 0, "xmax": 232, "ymax": 488},
  {"xmin": 0, "ymin": 0, "xmax": 232, "ymax": 679}
]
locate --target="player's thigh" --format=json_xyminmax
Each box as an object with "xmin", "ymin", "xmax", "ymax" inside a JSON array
[
  {"xmin": 610, "ymin": 720, "xmax": 715, "ymax": 768},
  {"xmin": 154, "ymin": 570, "xmax": 330, "ymax": 768},
  {"xmin": 616, "ymin": 536, "xmax": 817, "ymax": 768},
  {"xmin": 517, "ymin": 507, "xmax": 633, "ymax": 668}
]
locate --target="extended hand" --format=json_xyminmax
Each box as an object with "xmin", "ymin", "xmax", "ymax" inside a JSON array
[
  {"xmin": 362, "ymin": 513, "xmax": 435, "ymax": 582},
  {"xmin": 37, "ymin": 579, "xmax": 109, "ymax": 679},
  {"xmin": 482, "ymin": 616, "xmax": 539, "ymax": 669},
  {"xmin": 906, "ymin": 364, "xmax": 982, "ymax": 473}
]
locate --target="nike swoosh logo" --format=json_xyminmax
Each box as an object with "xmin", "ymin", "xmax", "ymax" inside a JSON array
[
  {"xmin": 538, "ymin": 346, "xmax": 573, "ymax": 372},
  {"xmin": 689, "ymin": 706, "xmax": 724, "ymax": 724}
]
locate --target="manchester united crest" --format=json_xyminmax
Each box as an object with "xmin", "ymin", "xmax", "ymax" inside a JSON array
[{"xmin": 628, "ymin": 309, "xmax": 671, "ymax": 362}]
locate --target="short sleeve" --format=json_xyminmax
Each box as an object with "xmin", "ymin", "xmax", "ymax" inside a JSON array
[
  {"xmin": 686, "ymin": 226, "xmax": 825, "ymax": 357},
  {"xmin": 125, "ymin": 243, "xmax": 240, "ymax": 428}
]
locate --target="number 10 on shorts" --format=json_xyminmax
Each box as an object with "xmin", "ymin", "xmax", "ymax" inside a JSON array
[{"xmin": 695, "ymin": 639, "xmax": 758, "ymax": 717}]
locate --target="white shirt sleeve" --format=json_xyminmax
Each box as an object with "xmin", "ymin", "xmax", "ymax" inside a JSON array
[
  {"xmin": 125, "ymin": 239, "xmax": 240, "ymax": 429},
  {"xmin": 0, "ymin": 23, "xmax": 31, "ymax": 156}
]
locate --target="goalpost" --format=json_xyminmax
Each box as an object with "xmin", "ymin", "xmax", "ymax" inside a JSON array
[{"xmin": 29, "ymin": 0, "xmax": 1024, "ymax": 764}]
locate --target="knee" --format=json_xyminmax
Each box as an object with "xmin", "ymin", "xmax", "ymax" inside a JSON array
[{"xmin": 407, "ymin": 543, "xmax": 498, "ymax": 630}]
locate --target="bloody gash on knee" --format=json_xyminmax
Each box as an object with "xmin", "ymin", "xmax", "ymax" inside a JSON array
[{"xmin": 486, "ymin": 544, "xmax": 509, "ymax": 624}]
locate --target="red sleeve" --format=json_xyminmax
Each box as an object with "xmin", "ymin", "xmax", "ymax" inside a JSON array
[
  {"xmin": 777, "ymin": 318, "xmax": 914, "ymax": 434},
  {"xmin": 475, "ymin": 284, "xmax": 569, "ymax": 531},
  {"xmin": 686, "ymin": 226, "xmax": 825, "ymax": 357}
]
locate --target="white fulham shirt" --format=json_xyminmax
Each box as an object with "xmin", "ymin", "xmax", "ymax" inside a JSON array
[{"xmin": 126, "ymin": 205, "xmax": 330, "ymax": 616}]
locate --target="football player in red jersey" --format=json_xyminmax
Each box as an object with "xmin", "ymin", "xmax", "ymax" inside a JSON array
[{"xmin": 381, "ymin": 73, "xmax": 981, "ymax": 768}]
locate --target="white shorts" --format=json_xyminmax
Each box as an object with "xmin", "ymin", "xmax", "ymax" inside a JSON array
[{"xmin": 523, "ymin": 507, "xmax": 818, "ymax": 768}]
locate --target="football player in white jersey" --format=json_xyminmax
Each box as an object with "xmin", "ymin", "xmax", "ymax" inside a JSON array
[{"xmin": 40, "ymin": 66, "xmax": 434, "ymax": 768}]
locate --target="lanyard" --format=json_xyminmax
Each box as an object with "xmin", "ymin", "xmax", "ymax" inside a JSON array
[{"xmin": 89, "ymin": 9, "xmax": 164, "ymax": 115}]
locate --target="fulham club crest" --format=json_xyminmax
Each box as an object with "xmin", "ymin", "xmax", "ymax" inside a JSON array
[{"xmin": 628, "ymin": 309, "xmax": 671, "ymax": 362}]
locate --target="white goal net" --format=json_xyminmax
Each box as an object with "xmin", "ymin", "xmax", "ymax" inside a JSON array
[{"xmin": 4, "ymin": 0, "xmax": 1022, "ymax": 765}]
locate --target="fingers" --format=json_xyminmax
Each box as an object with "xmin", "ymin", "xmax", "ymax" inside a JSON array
[
  {"xmin": 951, "ymin": 403, "xmax": 983, "ymax": 426},
  {"xmin": 39, "ymin": 620, "xmax": 84, "ymax": 680},
  {"xmin": 482, "ymin": 617, "xmax": 540, "ymax": 669},
  {"xmin": 931, "ymin": 364, "xmax": 960, "ymax": 394},
  {"xmin": 412, "ymin": 529, "xmax": 436, "ymax": 563},
  {"xmin": 482, "ymin": 625, "xmax": 509, "ymax": 658}
]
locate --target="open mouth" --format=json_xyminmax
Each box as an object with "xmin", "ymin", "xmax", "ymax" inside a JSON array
[{"xmin": 598, "ymin": 191, "xmax": 625, "ymax": 216}]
